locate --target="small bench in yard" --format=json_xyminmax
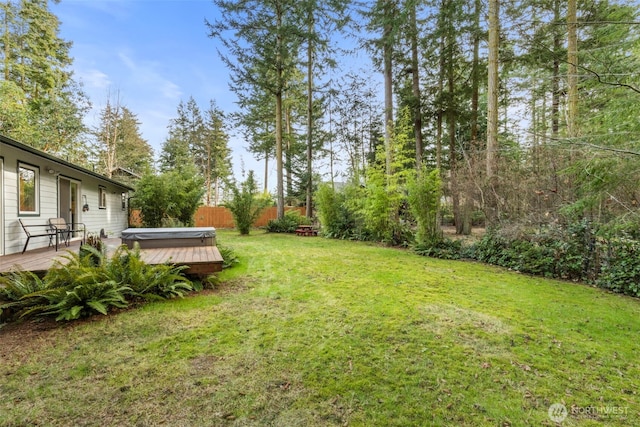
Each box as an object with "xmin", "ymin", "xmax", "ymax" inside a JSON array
[
  {"xmin": 295, "ymin": 225, "xmax": 318, "ymax": 236},
  {"xmin": 18, "ymin": 219, "xmax": 57, "ymax": 253}
]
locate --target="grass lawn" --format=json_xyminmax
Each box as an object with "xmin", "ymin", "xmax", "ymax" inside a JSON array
[{"xmin": 1, "ymin": 230, "xmax": 639, "ymax": 426}]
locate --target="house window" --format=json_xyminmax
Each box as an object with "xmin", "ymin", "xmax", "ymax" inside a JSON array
[
  {"xmin": 99, "ymin": 186, "xmax": 107, "ymax": 209},
  {"xmin": 121, "ymin": 193, "xmax": 127, "ymax": 211},
  {"xmin": 18, "ymin": 163, "xmax": 39, "ymax": 215}
]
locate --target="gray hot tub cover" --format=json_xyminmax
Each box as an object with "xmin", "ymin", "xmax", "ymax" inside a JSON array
[{"xmin": 121, "ymin": 227, "xmax": 216, "ymax": 240}]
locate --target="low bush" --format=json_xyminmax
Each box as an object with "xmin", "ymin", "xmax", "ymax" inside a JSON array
[
  {"xmin": 0, "ymin": 244, "xmax": 196, "ymax": 323},
  {"xmin": 266, "ymin": 210, "xmax": 310, "ymax": 233},
  {"xmin": 0, "ymin": 270, "xmax": 48, "ymax": 320},
  {"xmin": 225, "ymin": 171, "xmax": 271, "ymax": 235},
  {"xmin": 217, "ymin": 244, "xmax": 239, "ymax": 269},
  {"xmin": 470, "ymin": 221, "xmax": 595, "ymax": 280},
  {"xmin": 315, "ymin": 183, "xmax": 364, "ymax": 240},
  {"xmin": 420, "ymin": 220, "xmax": 640, "ymax": 298},
  {"xmin": 596, "ymin": 237, "xmax": 640, "ymax": 297},
  {"xmin": 106, "ymin": 244, "xmax": 192, "ymax": 300},
  {"xmin": 414, "ymin": 238, "xmax": 463, "ymax": 260},
  {"xmin": 36, "ymin": 280, "xmax": 131, "ymax": 321}
]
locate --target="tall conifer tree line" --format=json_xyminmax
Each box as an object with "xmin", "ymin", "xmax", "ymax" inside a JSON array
[
  {"xmin": 3, "ymin": 0, "xmax": 640, "ymax": 234},
  {"xmin": 0, "ymin": 0, "xmax": 88, "ymax": 162},
  {"xmin": 210, "ymin": 0, "xmax": 640, "ymax": 235}
]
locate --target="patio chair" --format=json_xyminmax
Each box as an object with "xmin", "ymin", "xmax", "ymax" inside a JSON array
[
  {"xmin": 48, "ymin": 218, "xmax": 87, "ymax": 248},
  {"xmin": 19, "ymin": 219, "xmax": 56, "ymax": 253}
]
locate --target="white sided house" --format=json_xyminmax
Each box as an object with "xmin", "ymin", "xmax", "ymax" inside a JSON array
[{"xmin": 0, "ymin": 134, "xmax": 134, "ymax": 256}]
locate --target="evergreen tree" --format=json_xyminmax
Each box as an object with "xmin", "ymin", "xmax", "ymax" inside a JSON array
[
  {"xmin": 93, "ymin": 95, "xmax": 153, "ymax": 179},
  {"xmin": 201, "ymin": 100, "xmax": 233, "ymax": 206},
  {"xmin": 234, "ymin": 85, "xmax": 276, "ymax": 192},
  {"xmin": 208, "ymin": 0, "xmax": 306, "ymax": 219},
  {"xmin": 160, "ymin": 97, "xmax": 204, "ymax": 173},
  {"xmin": 0, "ymin": 0, "xmax": 88, "ymax": 152}
]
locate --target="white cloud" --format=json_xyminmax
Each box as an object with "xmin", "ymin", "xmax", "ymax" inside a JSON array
[
  {"xmin": 117, "ymin": 51, "xmax": 182, "ymax": 100},
  {"xmin": 76, "ymin": 68, "xmax": 112, "ymax": 91}
]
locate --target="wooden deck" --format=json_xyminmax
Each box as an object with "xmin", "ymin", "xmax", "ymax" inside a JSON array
[{"xmin": 0, "ymin": 238, "xmax": 224, "ymax": 277}]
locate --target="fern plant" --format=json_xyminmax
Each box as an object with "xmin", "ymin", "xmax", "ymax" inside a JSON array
[
  {"xmin": 45, "ymin": 250, "xmax": 111, "ymax": 289},
  {"xmin": 35, "ymin": 280, "xmax": 131, "ymax": 321},
  {"xmin": 106, "ymin": 244, "xmax": 193, "ymax": 300},
  {"xmin": 217, "ymin": 244, "xmax": 239, "ymax": 269},
  {"xmin": 80, "ymin": 235, "xmax": 106, "ymax": 267},
  {"xmin": 106, "ymin": 244, "xmax": 148, "ymax": 293},
  {"xmin": 0, "ymin": 270, "xmax": 48, "ymax": 320},
  {"xmin": 137, "ymin": 264, "xmax": 193, "ymax": 299},
  {"xmin": 2, "ymin": 241, "xmax": 196, "ymax": 323}
]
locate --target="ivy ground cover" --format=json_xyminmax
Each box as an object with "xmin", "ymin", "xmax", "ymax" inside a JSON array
[{"xmin": 1, "ymin": 230, "xmax": 638, "ymax": 426}]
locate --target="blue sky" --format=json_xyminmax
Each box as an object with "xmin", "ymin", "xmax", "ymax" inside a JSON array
[
  {"xmin": 51, "ymin": 0, "xmax": 257, "ymax": 177},
  {"xmin": 50, "ymin": 0, "xmax": 377, "ymax": 185}
]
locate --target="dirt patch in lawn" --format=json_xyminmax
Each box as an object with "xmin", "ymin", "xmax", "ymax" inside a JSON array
[{"xmin": 0, "ymin": 317, "xmax": 73, "ymax": 361}]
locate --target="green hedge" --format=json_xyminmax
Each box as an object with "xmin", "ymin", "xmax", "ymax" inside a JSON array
[{"xmin": 415, "ymin": 221, "xmax": 640, "ymax": 298}]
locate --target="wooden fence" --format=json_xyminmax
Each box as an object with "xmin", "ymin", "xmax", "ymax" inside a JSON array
[{"xmin": 130, "ymin": 206, "xmax": 305, "ymax": 229}]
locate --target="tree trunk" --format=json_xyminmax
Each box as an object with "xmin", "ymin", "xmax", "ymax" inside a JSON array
[
  {"xmin": 436, "ymin": 6, "xmax": 445, "ymax": 171},
  {"xmin": 285, "ymin": 103, "xmax": 293, "ymax": 206},
  {"xmin": 462, "ymin": 0, "xmax": 482, "ymax": 235},
  {"xmin": 264, "ymin": 150, "xmax": 269, "ymax": 193},
  {"xmin": 567, "ymin": 0, "xmax": 578, "ymax": 139},
  {"xmin": 3, "ymin": 4, "xmax": 10, "ymax": 81},
  {"xmin": 448, "ymin": 44, "xmax": 462, "ymax": 234},
  {"xmin": 486, "ymin": 0, "xmax": 500, "ymax": 223},
  {"xmin": 551, "ymin": 0, "xmax": 560, "ymax": 136},
  {"xmin": 470, "ymin": 0, "xmax": 480, "ymax": 148},
  {"xmin": 383, "ymin": 0, "xmax": 394, "ymax": 177},
  {"xmin": 275, "ymin": 91, "xmax": 284, "ymax": 218},
  {"xmin": 275, "ymin": 9, "xmax": 284, "ymax": 219},
  {"xmin": 409, "ymin": 3, "xmax": 423, "ymax": 171},
  {"xmin": 306, "ymin": 28, "xmax": 314, "ymax": 218},
  {"xmin": 206, "ymin": 145, "xmax": 212, "ymax": 205}
]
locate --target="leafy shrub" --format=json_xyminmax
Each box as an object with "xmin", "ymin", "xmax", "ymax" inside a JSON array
[
  {"xmin": 217, "ymin": 244, "xmax": 239, "ymax": 269},
  {"xmin": 132, "ymin": 167, "xmax": 205, "ymax": 227},
  {"xmin": 79, "ymin": 235, "xmax": 107, "ymax": 267},
  {"xmin": 1, "ymin": 244, "xmax": 196, "ymax": 323},
  {"xmin": 466, "ymin": 221, "xmax": 601, "ymax": 283},
  {"xmin": 0, "ymin": 270, "xmax": 48, "ymax": 321},
  {"xmin": 106, "ymin": 244, "xmax": 192, "ymax": 300},
  {"xmin": 414, "ymin": 238, "xmax": 462, "ymax": 260},
  {"xmin": 315, "ymin": 183, "xmax": 343, "ymax": 235},
  {"xmin": 133, "ymin": 264, "xmax": 192, "ymax": 300},
  {"xmin": 472, "ymin": 229, "xmax": 512, "ymax": 266},
  {"xmin": 46, "ymin": 250, "xmax": 111, "ymax": 289},
  {"xmin": 266, "ymin": 210, "xmax": 310, "ymax": 233},
  {"xmin": 421, "ymin": 221, "xmax": 640, "ymax": 297},
  {"xmin": 35, "ymin": 281, "xmax": 131, "ymax": 321},
  {"xmin": 407, "ymin": 168, "xmax": 442, "ymax": 245},
  {"xmin": 21, "ymin": 251, "xmax": 132, "ymax": 320},
  {"xmin": 315, "ymin": 183, "xmax": 360, "ymax": 239},
  {"xmin": 596, "ymin": 237, "xmax": 640, "ymax": 297},
  {"xmin": 225, "ymin": 171, "xmax": 270, "ymax": 235}
]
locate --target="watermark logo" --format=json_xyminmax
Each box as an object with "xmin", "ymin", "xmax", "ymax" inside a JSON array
[
  {"xmin": 548, "ymin": 403, "xmax": 628, "ymax": 423},
  {"xmin": 548, "ymin": 403, "xmax": 568, "ymax": 423}
]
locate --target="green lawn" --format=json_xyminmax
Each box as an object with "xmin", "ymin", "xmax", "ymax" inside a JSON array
[{"xmin": 1, "ymin": 230, "xmax": 638, "ymax": 426}]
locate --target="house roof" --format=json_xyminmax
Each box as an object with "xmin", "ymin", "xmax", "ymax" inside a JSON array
[
  {"xmin": 110, "ymin": 166, "xmax": 142, "ymax": 179},
  {"xmin": 0, "ymin": 134, "xmax": 135, "ymax": 191}
]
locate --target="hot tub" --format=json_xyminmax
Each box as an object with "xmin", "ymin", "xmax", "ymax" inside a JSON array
[{"xmin": 121, "ymin": 227, "xmax": 216, "ymax": 249}]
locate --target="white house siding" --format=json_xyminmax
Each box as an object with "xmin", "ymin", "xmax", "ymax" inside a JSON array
[
  {"xmin": 1, "ymin": 138, "xmax": 132, "ymax": 255},
  {"xmin": 77, "ymin": 175, "xmax": 129, "ymax": 238}
]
